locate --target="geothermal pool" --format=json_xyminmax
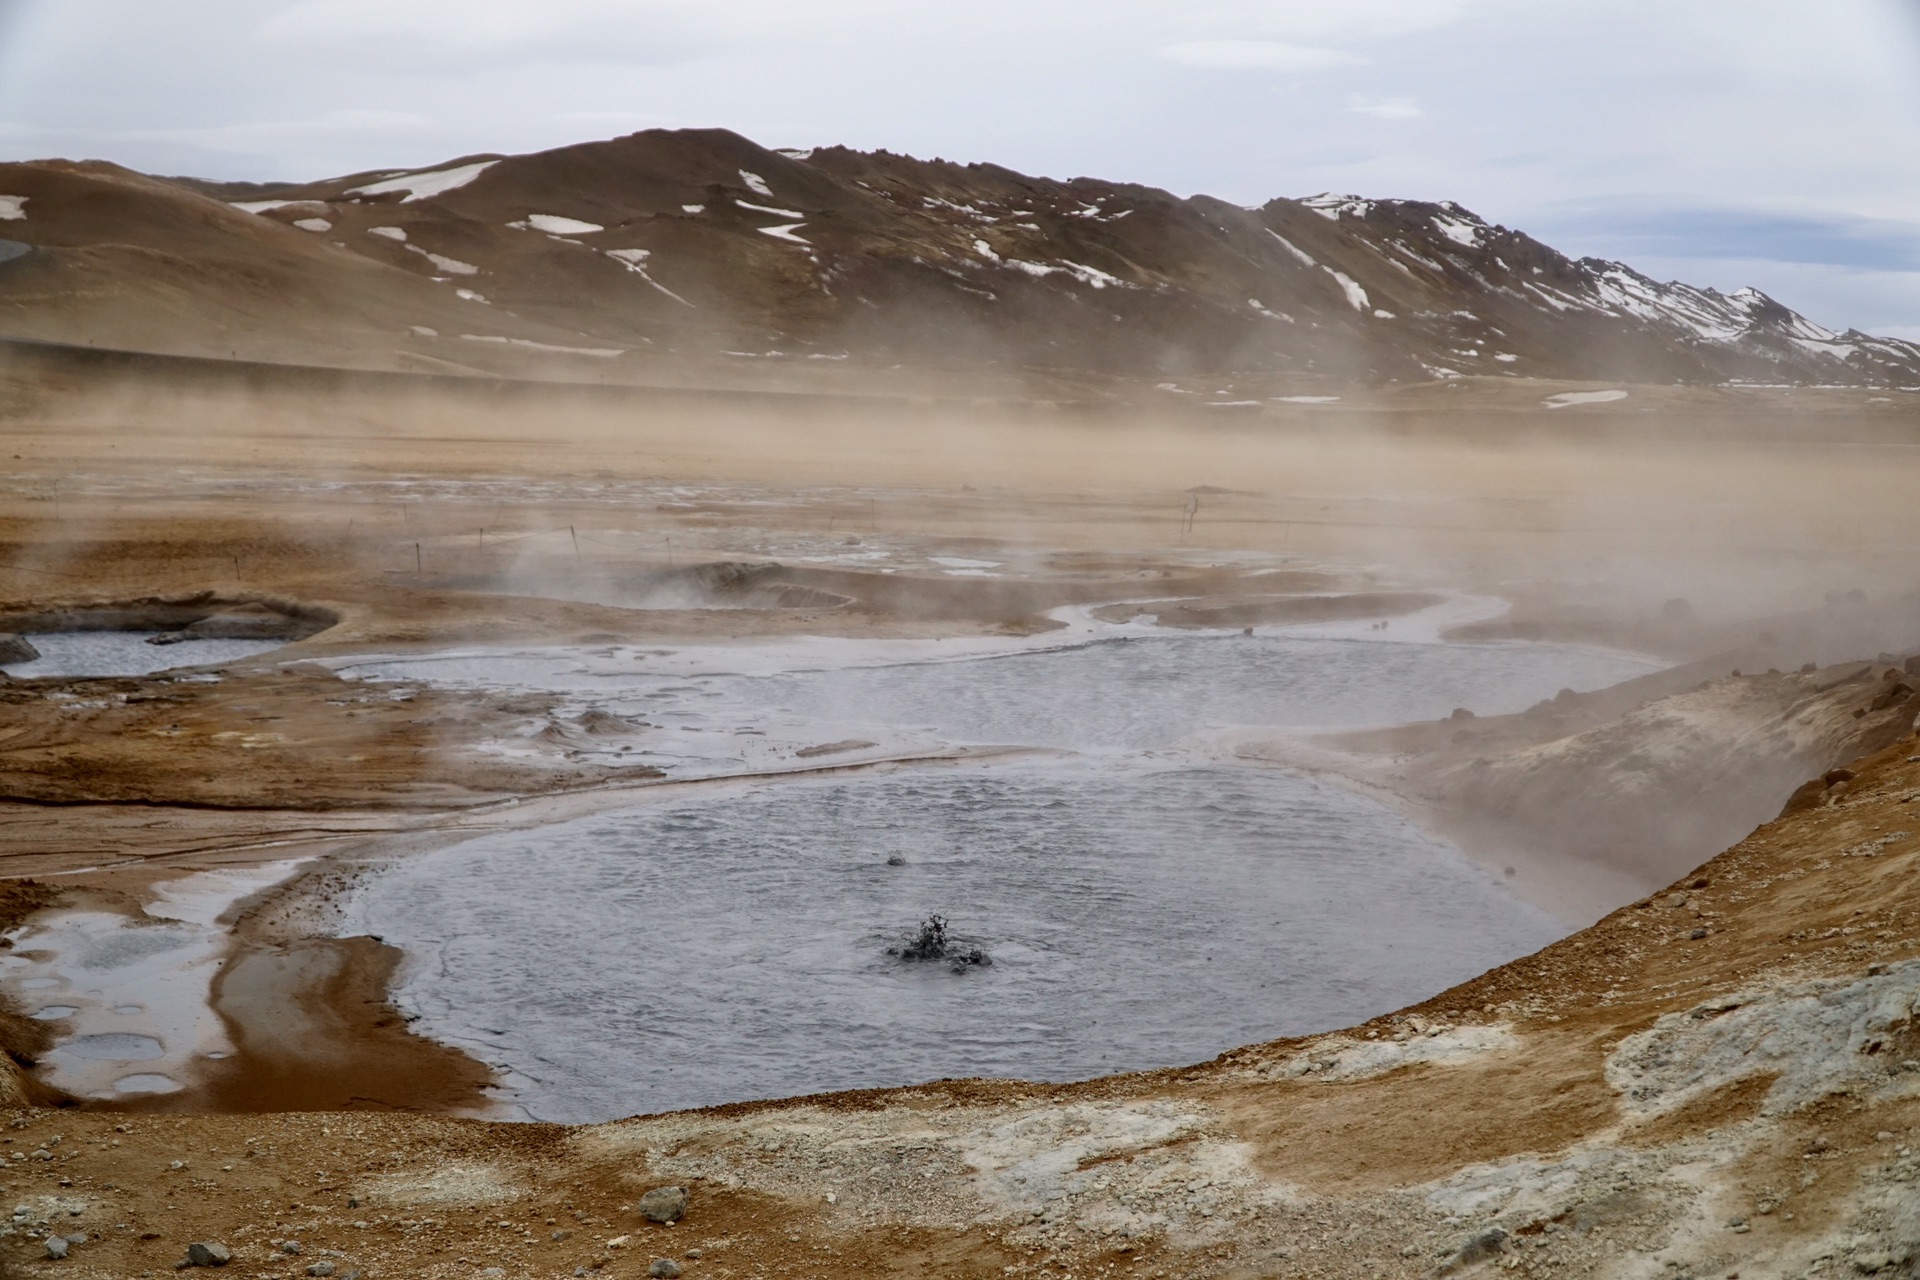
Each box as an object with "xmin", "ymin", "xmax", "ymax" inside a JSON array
[
  {"xmin": 0, "ymin": 631, "xmax": 286, "ymax": 678},
  {"xmin": 348, "ymin": 762, "xmax": 1563, "ymax": 1122},
  {"xmin": 339, "ymin": 621, "xmax": 1659, "ymax": 1122}
]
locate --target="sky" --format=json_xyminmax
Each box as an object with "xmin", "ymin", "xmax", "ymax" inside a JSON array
[{"xmin": 2, "ymin": 0, "xmax": 1919, "ymax": 336}]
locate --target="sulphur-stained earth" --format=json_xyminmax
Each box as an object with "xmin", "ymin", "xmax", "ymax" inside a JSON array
[{"xmin": 0, "ymin": 362, "xmax": 1918, "ymax": 1278}]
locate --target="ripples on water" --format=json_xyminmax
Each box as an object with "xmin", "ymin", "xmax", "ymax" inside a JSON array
[
  {"xmin": 739, "ymin": 635, "xmax": 1654, "ymax": 748},
  {"xmin": 350, "ymin": 762, "xmax": 1563, "ymax": 1122},
  {"xmin": 341, "ymin": 629, "xmax": 1659, "ymax": 1121},
  {"xmin": 0, "ymin": 632, "xmax": 285, "ymax": 678}
]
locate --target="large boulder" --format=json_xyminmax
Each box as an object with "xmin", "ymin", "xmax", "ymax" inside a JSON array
[{"xmin": 0, "ymin": 633, "xmax": 39, "ymax": 664}]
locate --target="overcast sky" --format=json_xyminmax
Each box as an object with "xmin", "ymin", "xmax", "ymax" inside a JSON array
[{"xmin": 3, "ymin": 0, "xmax": 1919, "ymax": 336}]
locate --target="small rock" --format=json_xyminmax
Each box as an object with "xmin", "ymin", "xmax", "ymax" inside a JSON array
[
  {"xmin": 45, "ymin": 1236, "xmax": 68, "ymax": 1260},
  {"xmin": 281, "ymin": 1240, "xmax": 303, "ymax": 1255},
  {"xmin": 686, "ymin": 1248, "xmax": 703, "ymax": 1259},
  {"xmin": 639, "ymin": 1186, "xmax": 688, "ymax": 1224},
  {"xmin": 649, "ymin": 1260, "xmax": 684, "ymax": 1279},
  {"xmin": 306, "ymin": 1262, "xmax": 336, "ymax": 1278},
  {"xmin": 186, "ymin": 1241, "xmax": 233, "ymax": 1267},
  {"xmin": 1442, "ymin": 1227, "xmax": 1509, "ymax": 1273},
  {"xmin": 0, "ymin": 634, "xmax": 40, "ymax": 663},
  {"xmin": 552, "ymin": 1229, "xmax": 573, "ymax": 1242}
]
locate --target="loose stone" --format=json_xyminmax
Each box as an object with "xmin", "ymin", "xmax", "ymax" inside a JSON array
[
  {"xmin": 185, "ymin": 1240, "xmax": 233, "ymax": 1267},
  {"xmin": 639, "ymin": 1185, "xmax": 688, "ymax": 1224}
]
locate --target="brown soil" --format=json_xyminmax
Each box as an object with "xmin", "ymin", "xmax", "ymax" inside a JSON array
[
  {"xmin": 0, "ymin": 665, "xmax": 659, "ymax": 810},
  {"xmin": 199, "ymin": 936, "xmax": 495, "ymax": 1114}
]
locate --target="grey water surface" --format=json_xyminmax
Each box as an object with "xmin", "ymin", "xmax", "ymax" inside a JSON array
[
  {"xmin": 0, "ymin": 632, "xmax": 285, "ymax": 678},
  {"xmin": 337, "ymin": 631, "xmax": 1661, "ymax": 1122},
  {"xmin": 349, "ymin": 761, "xmax": 1564, "ymax": 1123}
]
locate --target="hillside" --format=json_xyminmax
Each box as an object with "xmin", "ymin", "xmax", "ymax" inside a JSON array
[{"xmin": 0, "ymin": 127, "xmax": 1916, "ymax": 389}]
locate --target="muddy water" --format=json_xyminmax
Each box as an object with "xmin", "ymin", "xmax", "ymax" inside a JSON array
[
  {"xmin": 343, "ymin": 629, "xmax": 1656, "ymax": 1122},
  {"xmin": 348, "ymin": 761, "xmax": 1561, "ymax": 1122},
  {"xmin": 0, "ymin": 864, "xmax": 301, "ymax": 1099},
  {"xmin": 0, "ymin": 632, "xmax": 286, "ymax": 678},
  {"xmin": 340, "ymin": 629, "xmax": 1657, "ymax": 774}
]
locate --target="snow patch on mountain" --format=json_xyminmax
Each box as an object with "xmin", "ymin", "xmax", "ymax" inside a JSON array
[
  {"xmin": 1431, "ymin": 213, "xmax": 1482, "ymax": 247},
  {"xmin": 348, "ymin": 160, "xmax": 498, "ymax": 203},
  {"xmin": 511, "ymin": 214, "xmax": 603, "ymax": 235},
  {"xmin": 737, "ymin": 200, "xmax": 805, "ymax": 220},
  {"xmin": 739, "ymin": 170, "xmax": 774, "ymax": 198},
  {"xmin": 1325, "ymin": 268, "xmax": 1369, "ymax": 312},
  {"xmin": 1302, "ymin": 194, "xmax": 1375, "ymax": 221},
  {"xmin": 604, "ymin": 248, "xmax": 696, "ymax": 308},
  {"xmin": 1267, "ymin": 230, "xmax": 1316, "ymax": 268},
  {"xmin": 367, "ymin": 226, "xmax": 407, "ymax": 242},
  {"xmin": 407, "ymin": 245, "xmax": 478, "ymax": 275}
]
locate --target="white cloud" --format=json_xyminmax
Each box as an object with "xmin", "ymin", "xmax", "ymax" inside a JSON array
[
  {"xmin": 1159, "ymin": 40, "xmax": 1363, "ymax": 70},
  {"xmin": 1236, "ymin": 0, "xmax": 1479, "ymax": 40},
  {"xmin": 1348, "ymin": 95, "xmax": 1423, "ymax": 119}
]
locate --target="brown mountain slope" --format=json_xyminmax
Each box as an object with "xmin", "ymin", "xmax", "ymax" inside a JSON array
[{"xmin": 3, "ymin": 128, "xmax": 1917, "ymax": 388}]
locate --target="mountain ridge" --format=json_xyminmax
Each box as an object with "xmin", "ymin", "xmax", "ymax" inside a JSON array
[{"xmin": 2, "ymin": 126, "xmax": 1915, "ymax": 389}]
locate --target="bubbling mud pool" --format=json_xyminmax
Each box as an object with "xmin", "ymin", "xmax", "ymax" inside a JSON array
[
  {"xmin": 336, "ymin": 624, "xmax": 1659, "ymax": 1122},
  {"xmin": 346, "ymin": 761, "xmax": 1564, "ymax": 1123}
]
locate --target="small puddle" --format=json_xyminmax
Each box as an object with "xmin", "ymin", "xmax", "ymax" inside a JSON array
[
  {"xmin": 0, "ymin": 862, "xmax": 304, "ymax": 1099},
  {"xmin": 111, "ymin": 1074, "xmax": 184, "ymax": 1096}
]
